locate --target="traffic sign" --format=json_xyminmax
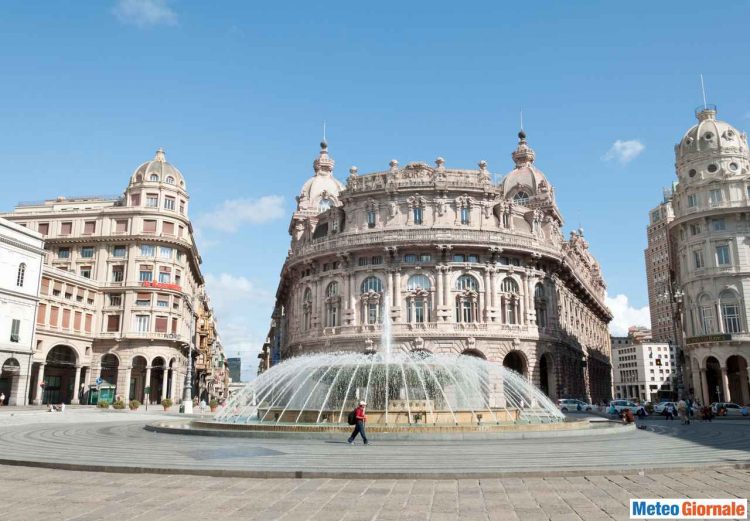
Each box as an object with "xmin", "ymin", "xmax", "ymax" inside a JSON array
[{"xmin": 95, "ymin": 377, "xmax": 103, "ymax": 386}]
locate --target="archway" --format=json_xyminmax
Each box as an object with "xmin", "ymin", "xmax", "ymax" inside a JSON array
[
  {"xmin": 0, "ymin": 358, "xmax": 21, "ymax": 405},
  {"xmin": 503, "ymin": 350, "xmax": 528, "ymax": 377},
  {"xmin": 705, "ymin": 356, "xmax": 722, "ymax": 403},
  {"xmin": 44, "ymin": 345, "xmax": 78, "ymax": 404},
  {"xmin": 460, "ymin": 348, "xmax": 486, "ymax": 360},
  {"xmin": 99, "ymin": 354, "xmax": 119, "ymax": 388},
  {"xmin": 539, "ymin": 353, "xmax": 555, "ymax": 399},
  {"xmin": 130, "ymin": 356, "xmax": 147, "ymax": 402},
  {"xmin": 150, "ymin": 357, "xmax": 167, "ymax": 404},
  {"xmin": 726, "ymin": 355, "xmax": 749, "ymax": 404}
]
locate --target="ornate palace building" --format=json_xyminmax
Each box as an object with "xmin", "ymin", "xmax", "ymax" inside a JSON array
[
  {"xmin": 669, "ymin": 105, "xmax": 750, "ymax": 405},
  {"xmin": 263, "ymin": 132, "xmax": 613, "ymax": 402},
  {"xmin": 1, "ymin": 149, "xmax": 225, "ymax": 406}
]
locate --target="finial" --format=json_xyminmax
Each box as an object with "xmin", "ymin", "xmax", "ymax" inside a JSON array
[
  {"xmin": 518, "ymin": 130, "xmax": 526, "ymax": 141},
  {"xmin": 155, "ymin": 148, "xmax": 166, "ymax": 162},
  {"xmin": 349, "ymin": 166, "xmax": 358, "ymax": 176},
  {"xmin": 389, "ymin": 159, "xmax": 399, "ymax": 173},
  {"xmin": 512, "ymin": 130, "xmax": 535, "ymax": 167},
  {"xmin": 478, "ymin": 160, "xmax": 487, "ymax": 170},
  {"xmin": 435, "ymin": 157, "xmax": 445, "ymax": 169}
]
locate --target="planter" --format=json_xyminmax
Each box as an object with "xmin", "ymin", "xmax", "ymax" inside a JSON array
[{"xmin": 210, "ymin": 406, "xmax": 217, "ymax": 413}]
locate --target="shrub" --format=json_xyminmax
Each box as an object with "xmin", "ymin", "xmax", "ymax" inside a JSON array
[
  {"xmin": 112, "ymin": 400, "xmax": 126, "ymax": 410},
  {"xmin": 161, "ymin": 398, "xmax": 173, "ymax": 409},
  {"xmin": 128, "ymin": 400, "xmax": 141, "ymax": 410},
  {"xmin": 97, "ymin": 400, "xmax": 110, "ymax": 409},
  {"xmin": 209, "ymin": 399, "xmax": 219, "ymax": 408}
]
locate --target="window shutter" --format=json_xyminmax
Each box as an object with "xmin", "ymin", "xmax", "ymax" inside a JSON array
[
  {"xmin": 74, "ymin": 311, "xmax": 82, "ymax": 331},
  {"xmin": 62, "ymin": 309, "xmax": 71, "ymax": 328},
  {"xmin": 37, "ymin": 303, "xmax": 47, "ymax": 325},
  {"xmin": 85, "ymin": 314, "xmax": 93, "ymax": 333},
  {"xmin": 155, "ymin": 317, "xmax": 168, "ymax": 333},
  {"xmin": 143, "ymin": 220, "xmax": 157, "ymax": 233},
  {"xmin": 116, "ymin": 220, "xmax": 128, "ymax": 233},
  {"xmin": 163, "ymin": 222, "xmax": 175, "ymax": 235},
  {"xmin": 84, "ymin": 221, "xmax": 96, "ymax": 234}
]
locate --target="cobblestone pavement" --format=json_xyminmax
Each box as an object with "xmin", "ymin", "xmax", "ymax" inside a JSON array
[
  {"xmin": 1, "ymin": 465, "xmax": 749, "ymax": 521},
  {"xmin": 0, "ymin": 410, "xmax": 749, "ymax": 478}
]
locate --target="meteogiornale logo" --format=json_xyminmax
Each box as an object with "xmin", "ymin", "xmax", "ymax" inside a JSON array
[{"xmin": 630, "ymin": 499, "xmax": 747, "ymax": 519}]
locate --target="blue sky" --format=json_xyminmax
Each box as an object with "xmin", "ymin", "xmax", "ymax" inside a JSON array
[{"xmin": 2, "ymin": 1, "xmax": 749, "ymax": 380}]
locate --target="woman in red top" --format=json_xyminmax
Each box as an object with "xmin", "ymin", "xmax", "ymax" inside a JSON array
[{"xmin": 347, "ymin": 400, "xmax": 368, "ymax": 445}]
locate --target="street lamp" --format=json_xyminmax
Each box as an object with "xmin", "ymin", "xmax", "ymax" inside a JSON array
[
  {"xmin": 181, "ymin": 294, "xmax": 195, "ymax": 414},
  {"xmin": 661, "ymin": 286, "xmax": 685, "ymax": 400}
]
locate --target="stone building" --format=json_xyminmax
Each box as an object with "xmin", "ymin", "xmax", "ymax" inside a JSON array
[
  {"xmin": 611, "ymin": 328, "xmax": 676, "ymax": 402},
  {"xmin": 1, "ymin": 149, "xmax": 222, "ymax": 406},
  {"xmin": 0, "ymin": 218, "xmax": 44, "ymax": 405},
  {"xmin": 264, "ymin": 132, "xmax": 613, "ymax": 402},
  {"xmin": 645, "ymin": 188, "xmax": 677, "ymax": 344},
  {"xmin": 669, "ymin": 105, "xmax": 750, "ymax": 405},
  {"xmin": 195, "ymin": 292, "xmax": 229, "ymax": 403}
]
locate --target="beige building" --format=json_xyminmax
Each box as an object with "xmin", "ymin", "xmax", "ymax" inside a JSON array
[
  {"xmin": 1, "ymin": 149, "xmax": 222, "ymax": 406},
  {"xmin": 669, "ymin": 105, "xmax": 750, "ymax": 405},
  {"xmin": 645, "ymin": 189, "xmax": 677, "ymax": 344},
  {"xmin": 611, "ymin": 329, "xmax": 676, "ymax": 402},
  {"xmin": 264, "ymin": 132, "xmax": 614, "ymax": 403}
]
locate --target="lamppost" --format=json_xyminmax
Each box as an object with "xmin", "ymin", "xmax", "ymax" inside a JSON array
[
  {"xmin": 661, "ymin": 286, "xmax": 685, "ymax": 400},
  {"xmin": 181, "ymin": 294, "xmax": 195, "ymax": 414}
]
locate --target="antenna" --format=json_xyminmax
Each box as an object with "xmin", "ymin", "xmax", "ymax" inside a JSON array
[
  {"xmin": 520, "ymin": 108, "xmax": 524, "ymax": 131},
  {"xmin": 322, "ymin": 120, "xmax": 327, "ymax": 143},
  {"xmin": 700, "ymin": 74, "xmax": 707, "ymax": 110}
]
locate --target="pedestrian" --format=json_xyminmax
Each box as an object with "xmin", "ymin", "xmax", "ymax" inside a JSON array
[
  {"xmin": 0, "ymin": 392, "xmax": 5, "ymax": 406},
  {"xmin": 347, "ymin": 400, "xmax": 368, "ymax": 445},
  {"xmin": 665, "ymin": 403, "xmax": 675, "ymax": 420},
  {"xmin": 677, "ymin": 399, "xmax": 687, "ymax": 424}
]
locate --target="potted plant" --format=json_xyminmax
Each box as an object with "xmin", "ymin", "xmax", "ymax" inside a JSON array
[
  {"xmin": 97, "ymin": 400, "xmax": 110, "ymax": 409},
  {"xmin": 112, "ymin": 399, "xmax": 126, "ymax": 410},
  {"xmin": 161, "ymin": 398, "xmax": 173, "ymax": 411},
  {"xmin": 128, "ymin": 399, "xmax": 141, "ymax": 411},
  {"xmin": 209, "ymin": 399, "xmax": 219, "ymax": 412}
]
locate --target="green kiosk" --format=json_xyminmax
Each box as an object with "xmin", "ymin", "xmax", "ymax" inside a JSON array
[{"xmin": 88, "ymin": 378, "xmax": 116, "ymax": 405}]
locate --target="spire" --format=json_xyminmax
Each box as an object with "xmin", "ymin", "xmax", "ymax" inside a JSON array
[
  {"xmin": 512, "ymin": 130, "xmax": 536, "ymax": 167},
  {"xmin": 154, "ymin": 148, "xmax": 166, "ymax": 162},
  {"xmin": 313, "ymin": 140, "xmax": 335, "ymax": 175}
]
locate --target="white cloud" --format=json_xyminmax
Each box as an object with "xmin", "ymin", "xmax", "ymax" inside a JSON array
[
  {"xmin": 197, "ymin": 195, "xmax": 286, "ymax": 233},
  {"xmin": 113, "ymin": 0, "xmax": 177, "ymax": 28},
  {"xmin": 602, "ymin": 139, "xmax": 645, "ymax": 164},
  {"xmin": 605, "ymin": 293, "xmax": 651, "ymax": 336},
  {"xmin": 205, "ymin": 273, "xmax": 275, "ymax": 382}
]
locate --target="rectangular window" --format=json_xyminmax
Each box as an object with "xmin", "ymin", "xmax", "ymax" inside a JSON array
[
  {"xmin": 136, "ymin": 292, "xmax": 151, "ymax": 306},
  {"xmin": 687, "ymin": 194, "xmax": 697, "ymax": 208},
  {"xmin": 716, "ymin": 244, "xmax": 731, "ymax": 266},
  {"xmin": 107, "ymin": 315, "xmax": 121, "ymax": 332},
  {"xmin": 134, "ymin": 315, "xmax": 150, "ymax": 333},
  {"xmin": 367, "ymin": 210, "xmax": 376, "ymax": 228},
  {"xmin": 146, "ymin": 194, "xmax": 159, "ymax": 208},
  {"xmin": 722, "ymin": 303, "xmax": 741, "ymax": 333},
  {"xmin": 115, "ymin": 219, "xmax": 128, "ymax": 233},
  {"xmin": 700, "ymin": 306, "xmax": 714, "ymax": 334},
  {"xmin": 709, "ymin": 189, "xmax": 723, "ymax": 205},
  {"xmin": 159, "ymin": 246, "xmax": 173, "ymax": 259},
  {"xmin": 453, "ymin": 254, "xmax": 466, "ymax": 262},
  {"xmin": 371, "ymin": 256, "xmax": 383, "ymax": 265},
  {"xmin": 37, "ymin": 303, "xmax": 47, "ymax": 325},
  {"xmin": 112, "ymin": 245, "xmax": 127, "ymax": 257},
  {"xmin": 179, "ymin": 201, "xmax": 185, "ymax": 214},
  {"xmin": 358, "ymin": 257, "xmax": 369, "ymax": 267},
  {"xmin": 38, "ymin": 222, "xmax": 49, "ymax": 235},
  {"xmin": 58, "ymin": 247, "xmax": 70, "ymax": 259},
  {"xmin": 83, "ymin": 221, "xmax": 96, "ymax": 235},
  {"xmin": 74, "ymin": 311, "xmax": 82, "ymax": 331},
  {"xmin": 164, "ymin": 197, "xmax": 175, "ymax": 210},
  {"xmin": 171, "ymin": 317, "xmax": 178, "ymax": 334},
  {"xmin": 111, "ymin": 265, "xmax": 124, "ymax": 282},
  {"xmin": 62, "ymin": 309, "xmax": 71, "ymax": 329},
  {"xmin": 143, "ymin": 220, "xmax": 157, "ymax": 234},
  {"xmin": 178, "ymin": 225, "xmax": 184, "ymax": 238},
  {"xmin": 50, "ymin": 306, "xmax": 59, "ymax": 326},
  {"xmin": 130, "ymin": 194, "xmax": 141, "ymax": 206},
  {"xmin": 162, "ymin": 222, "xmax": 175, "ymax": 235},
  {"xmin": 60, "ymin": 222, "xmax": 72, "ymax": 235},
  {"xmin": 712, "ymin": 218, "xmax": 726, "ymax": 231},
  {"xmin": 413, "ymin": 207, "xmax": 423, "ymax": 225},
  {"xmin": 690, "ymin": 223, "xmax": 701, "ymax": 236},
  {"xmin": 157, "ymin": 295, "xmax": 169, "ymax": 308},
  {"xmin": 80, "ymin": 266, "xmax": 92, "ymax": 279},
  {"xmin": 85, "ymin": 314, "xmax": 92, "ymax": 333},
  {"xmin": 80, "ymin": 246, "xmax": 94, "ymax": 258},
  {"xmin": 10, "ymin": 319, "xmax": 20, "ymax": 342},
  {"xmin": 140, "ymin": 244, "xmax": 155, "ymax": 256},
  {"xmin": 693, "ymin": 250, "xmax": 704, "ymax": 269},
  {"xmin": 158, "ymin": 270, "xmax": 171, "ymax": 283},
  {"xmin": 468, "ymin": 254, "xmax": 480, "ymax": 263},
  {"xmin": 419, "ymin": 253, "xmax": 432, "ymax": 263},
  {"xmin": 109, "ymin": 294, "xmax": 122, "ymax": 306},
  {"xmin": 139, "ymin": 266, "xmax": 153, "ymax": 282},
  {"xmin": 404, "ymin": 254, "xmax": 417, "ymax": 264},
  {"xmin": 460, "ymin": 207, "xmax": 470, "ymax": 225},
  {"xmin": 155, "ymin": 316, "xmax": 168, "ymax": 333},
  {"xmin": 175, "ymin": 270, "xmax": 181, "ymax": 285}
]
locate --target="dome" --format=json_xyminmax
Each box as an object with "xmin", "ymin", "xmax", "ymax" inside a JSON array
[
  {"xmin": 129, "ymin": 148, "xmax": 186, "ymax": 189},
  {"xmin": 297, "ymin": 142, "xmax": 345, "ymax": 213},
  {"xmin": 676, "ymin": 106, "xmax": 749, "ymax": 165},
  {"xmin": 500, "ymin": 131, "xmax": 553, "ymax": 202}
]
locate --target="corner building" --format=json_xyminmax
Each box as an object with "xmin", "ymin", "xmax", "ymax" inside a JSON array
[
  {"xmin": 267, "ymin": 133, "xmax": 613, "ymax": 402},
  {"xmin": 670, "ymin": 106, "xmax": 750, "ymax": 405},
  {"xmin": 1, "ymin": 149, "xmax": 214, "ymax": 405}
]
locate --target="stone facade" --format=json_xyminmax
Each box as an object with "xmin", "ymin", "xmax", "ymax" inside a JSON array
[
  {"xmin": 611, "ymin": 331, "xmax": 675, "ymax": 402},
  {"xmin": 0, "ymin": 149, "xmax": 224, "ymax": 406},
  {"xmin": 0, "ymin": 218, "xmax": 44, "ymax": 405},
  {"xmin": 645, "ymin": 190, "xmax": 677, "ymax": 344},
  {"xmin": 264, "ymin": 133, "xmax": 614, "ymax": 403},
  {"xmin": 669, "ymin": 106, "xmax": 750, "ymax": 405}
]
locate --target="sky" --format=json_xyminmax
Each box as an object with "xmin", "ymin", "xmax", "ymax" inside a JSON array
[{"xmin": 1, "ymin": 1, "xmax": 749, "ymax": 380}]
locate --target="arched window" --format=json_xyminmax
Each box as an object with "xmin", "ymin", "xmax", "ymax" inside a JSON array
[
  {"xmin": 698, "ymin": 294, "xmax": 714, "ymax": 334},
  {"xmin": 534, "ymin": 283, "xmax": 547, "ymax": 329},
  {"xmin": 367, "ymin": 209, "xmax": 376, "ymax": 228},
  {"xmin": 513, "ymin": 191, "xmax": 530, "ymax": 205},
  {"xmin": 456, "ymin": 274, "xmax": 478, "ymax": 291},
  {"xmin": 460, "ymin": 207, "xmax": 470, "ymax": 225},
  {"xmin": 302, "ymin": 288, "xmax": 313, "ymax": 331},
  {"xmin": 720, "ymin": 290, "xmax": 742, "ymax": 333},
  {"xmin": 500, "ymin": 277, "xmax": 519, "ymax": 294},
  {"xmin": 149, "ymin": 174, "xmax": 159, "ymax": 182},
  {"xmin": 361, "ymin": 276, "xmax": 383, "ymax": 293},
  {"xmin": 501, "ymin": 277, "xmax": 520, "ymax": 324},
  {"xmin": 135, "ymin": 174, "xmax": 143, "ymax": 182},
  {"xmin": 325, "ymin": 282, "xmax": 340, "ymax": 327},
  {"xmin": 165, "ymin": 176, "xmax": 175, "ymax": 185},
  {"xmin": 16, "ymin": 263, "xmax": 26, "ymax": 287},
  {"xmin": 407, "ymin": 275, "xmax": 431, "ymax": 290},
  {"xmin": 413, "ymin": 207, "xmax": 423, "ymax": 225},
  {"xmin": 318, "ymin": 198, "xmax": 332, "ymax": 212}
]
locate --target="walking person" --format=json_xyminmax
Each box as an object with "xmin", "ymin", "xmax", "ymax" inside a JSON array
[
  {"xmin": 0, "ymin": 392, "xmax": 5, "ymax": 406},
  {"xmin": 665, "ymin": 403, "xmax": 675, "ymax": 420},
  {"xmin": 347, "ymin": 400, "xmax": 368, "ymax": 445}
]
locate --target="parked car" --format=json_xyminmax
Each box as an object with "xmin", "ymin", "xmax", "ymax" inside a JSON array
[
  {"xmin": 711, "ymin": 402, "xmax": 743, "ymax": 416},
  {"xmin": 557, "ymin": 399, "xmax": 593, "ymax": 412},
  {"xmin": 653, "ymin": 401, "xmax": 677, "ymax": 414},
  {"xmin": 609, "ymin": 400, "xmax": 645, "ymax": 415}
]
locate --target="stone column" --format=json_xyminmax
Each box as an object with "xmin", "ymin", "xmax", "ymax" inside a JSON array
[
  {"xmin": 700, "ymin": 368, "xmax": 709, "ymax": 405},
  {"xmin": 691, "ymin": 367, "xmax": 702, "ymax": 403},
  {"xmin": 443, "ymin": 268, "xmax": 450, "ymax": 308},
  {"xmin": 716, "ymin": 302, "xmax": 724, "ymax": 333},
  {"xmin": 144, "ymin": 366, "xmax": 152, "ymax": 404},
  {"xmin": 170, "ymin": 370, "xmax": 178, "ymax": 400},
  {"xmin": 394, "ymin": 270, "xmax": 401, "ymax": 308},
  {"xmin": 123, "ymin": 366, "xmax": 132, "ymax": 403},
  {"xmin": 161, "ymin": 368, "xmax": 169, "ymax": 401},
  {"xmin": 33, "ymin": 363, "xmax": 46, "ymax": 405},
  {"xmin": 721, "ymin": 367, "xmax": 730, "ymax": 402},
  {"xmin": 741, "ymin": 367, "xmax": 750, "ymax": 405},
  {"xmin": 490, "ymin": 269, "xmax": 497, "ymax": 309},
  {"xmin": 71, "ymin": 365, "xmax": 82, "ymax": 405},
  {"xmin": 483, "ymin": 268, "xmax": 491, "ymax": 321},
  {"xmin": 435, "ymin": 266, "xmax": 443, "ymax": 318}
]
